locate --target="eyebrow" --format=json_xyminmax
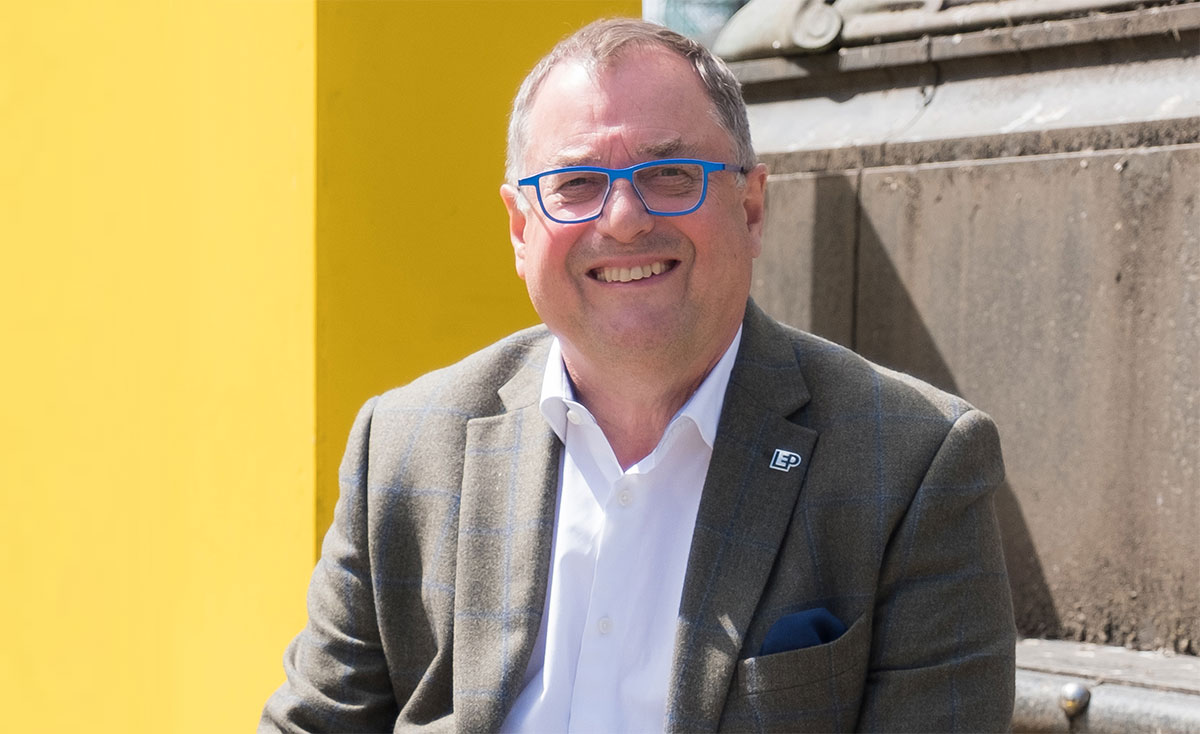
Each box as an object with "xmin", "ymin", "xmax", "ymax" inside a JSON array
[{"xmin": 637, "ymin": 139, "xmax": 698, "ymax": 160}]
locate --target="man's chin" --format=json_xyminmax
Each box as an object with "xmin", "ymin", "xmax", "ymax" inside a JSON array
[{"xmin": 568, "ymin": 312, "xmax": 697, "ymax": 364}]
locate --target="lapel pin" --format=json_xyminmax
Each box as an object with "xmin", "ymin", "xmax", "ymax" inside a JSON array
[{"xmin": 769, "ymin": 448, "xmax": 803, "ymax": 472}]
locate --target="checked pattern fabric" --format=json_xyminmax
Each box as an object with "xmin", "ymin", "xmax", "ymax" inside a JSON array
[{"xmin": 262, "ymin": 301, "xmax": 1015, "ymax": 733}]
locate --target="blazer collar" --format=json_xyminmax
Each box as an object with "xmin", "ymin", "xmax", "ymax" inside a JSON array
[
  {"xmin": 453, "ymin": 334, "xmax": 560, "ymax": 731},
  {"xmin": 727, "ymin": 299, "xmax": 811, "ymax": 416},
  {"xmin": 451, "ymin": 306, "xmax": 817, "ymax": 732},
  {"xmin": 666, "ymin": 300, "xmax": 819, "ymax": 732}
]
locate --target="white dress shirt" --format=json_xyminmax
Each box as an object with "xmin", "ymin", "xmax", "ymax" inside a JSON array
[{"xmin": 500, "ymin": 328, "xmax": 743, "ymax": 733}]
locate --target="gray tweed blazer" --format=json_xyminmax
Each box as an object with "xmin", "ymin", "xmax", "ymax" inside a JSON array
[{"xmin": 262, "ymin": 301, "xmax": 1015, "ymax": 733}]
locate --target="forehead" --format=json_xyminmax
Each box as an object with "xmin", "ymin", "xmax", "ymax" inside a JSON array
[{"xmin": 523, "ymin": 47, "xmax": 730, "ymax": 170}]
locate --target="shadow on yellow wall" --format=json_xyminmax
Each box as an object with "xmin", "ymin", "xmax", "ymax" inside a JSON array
[{"xmin": 316, "ymin": 1, "xmax": 639, "ymax": 554}]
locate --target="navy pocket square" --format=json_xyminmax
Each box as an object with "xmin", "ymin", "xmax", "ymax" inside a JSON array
[{"xmin": 760, "ymin": 607, "xmax": 848, "ymax": 656}]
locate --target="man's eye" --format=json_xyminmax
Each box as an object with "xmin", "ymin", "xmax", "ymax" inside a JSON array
[
  {"xmin": 654, "ymin": 166, "xmax": 688, "ymax": 178},
  {"xmin": 559, "ymin": 176, "xmax": 597, "ymax": 190},
  {"xmin": 547, "ymin": 173, "xmax": 606, "ymax": 201},
  {"xmin": 639, "ymin": 164, "xmax": 702, "ymax": 195}
]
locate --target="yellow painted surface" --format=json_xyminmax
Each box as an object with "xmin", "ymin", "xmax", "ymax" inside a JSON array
[
  {"xmin": 315, "ymin": 0, "xmax": 640, "ymax": 549},
  {"xmin": 0, "ymin": 2, "xmax": 315, "ymax": 732},
  {"xmin": 1, "ymin": 0, "xmax": 638, "ymax": 730}
]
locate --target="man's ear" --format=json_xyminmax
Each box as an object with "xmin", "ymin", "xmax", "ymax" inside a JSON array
[
  {"xmin": 500, "ymin": 183, "xmax": 529, "ymax": 280},
  {"xmin": 742, "ymin": 163, "xmax": 768, "ymax": 258}
]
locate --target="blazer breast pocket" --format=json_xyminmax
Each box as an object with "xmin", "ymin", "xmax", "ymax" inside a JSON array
[{"xmin": 722, "ymin": 613, "xmax": 871, "ymax": 733}]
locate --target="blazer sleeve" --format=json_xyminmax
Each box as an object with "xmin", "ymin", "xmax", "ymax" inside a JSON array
[
  {"xmin": 857, "ymin": 408, "xmax": 1016, "ymax": 733},
  {"xmin": 260, "ymin": 397, "xmax": 399, "ymax": 733}
]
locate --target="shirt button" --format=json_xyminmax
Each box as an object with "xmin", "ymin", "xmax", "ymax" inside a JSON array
[
  {"xmin": 566, "ymin": 409, "xmax": 583, "ymax": 425},
  {"xmin": 597, "ymin": 616, "xmax": 613, "ymax": 635},
  {"xmin": 617, "ymin": 489, "xmax": 634, "ymax": 507}
]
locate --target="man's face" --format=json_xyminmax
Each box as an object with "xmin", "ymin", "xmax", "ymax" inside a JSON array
[{"xmin": 501, "ymin": 47, "xmax": 767, "ymax": 374}]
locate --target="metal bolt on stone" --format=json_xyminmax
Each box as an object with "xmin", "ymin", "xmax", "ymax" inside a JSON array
[{"xmin": 1059, "ymin": 681, "xmax": 1091, "ymax": 718}]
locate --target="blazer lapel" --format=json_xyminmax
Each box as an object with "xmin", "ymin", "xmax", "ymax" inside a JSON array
[
  {"xmin": 452, "ymin": 341, "xmax": 561, "ymax": 732},
  {"xmin": 667, "ymin": 303, "xmax": 819, "ymax": 732}
]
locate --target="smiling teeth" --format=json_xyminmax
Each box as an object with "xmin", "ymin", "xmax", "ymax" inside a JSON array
[{"xmin": 597, "ymin": 261, "xmax": 667, "ymax": 283}]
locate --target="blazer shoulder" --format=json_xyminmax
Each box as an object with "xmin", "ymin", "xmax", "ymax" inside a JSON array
[
  {"xmin": 342, "ymin": 324, "xmax": 552, "ymax": 491},
  {"xmin": 373, "ymin": 323, "xmax": 552, "ymax": 419},
  {"xmin": 781, "ymin": 324, "xmax": 979, "ymax": 425}
]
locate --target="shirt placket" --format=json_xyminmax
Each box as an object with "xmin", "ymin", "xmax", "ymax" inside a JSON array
[{"xmin": 568, "ymin": 466, "xmax": 650, "ymax": 730}]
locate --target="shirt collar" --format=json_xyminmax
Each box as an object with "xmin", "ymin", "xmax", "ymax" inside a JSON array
[
  {"xmin": 538, "ymin": 327, "xmax": 743, "ymax": 451},
  {"xmin": 538, "ymin": 337, "xmax": 575, "ymax": 443}
]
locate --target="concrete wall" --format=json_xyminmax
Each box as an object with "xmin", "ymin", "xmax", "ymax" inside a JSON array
[{"xmin": 742, "ymin": 12, "xmax": 1198, "ymax": 653}]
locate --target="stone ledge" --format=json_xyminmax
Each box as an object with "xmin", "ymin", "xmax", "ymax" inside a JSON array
[
  {"xmin": 1015, "ymin": 669, "xmax": 1200, "ymax": 733},
  {"xmin": 758, "ymin": 120, "xmax": 1200, "ymax": 175},
  {"xmin": 1015, "ymin": 640, "xmax": 1200, "ymax": 734},
  {"xmin": 728, "ymin": 4, "xmax": 1200, "ymax": 83},
  {"xmin": 1017, "ymin": 638, "xmax": 1200, "ymax": 696},
  {"xmin": 741, "ymin": 27, "xmax": 1198, "ymax": 160}
]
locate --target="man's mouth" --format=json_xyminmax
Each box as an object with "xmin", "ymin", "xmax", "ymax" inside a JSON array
[{"xmin": 590, "ymin": 260, "xmax": 677, "ymax": 283}]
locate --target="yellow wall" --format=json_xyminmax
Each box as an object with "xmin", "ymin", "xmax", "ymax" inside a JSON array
[
  {"xmin": 315, "ymin": 0, "xmax": 640, "ymax": 548},
  {"xmin": 0, "ymin": 2, "xmax": 316, "ymax": 732},
  {"xmin": 1, "ymin": 0, "xmax": 636, "ymax": 731}
]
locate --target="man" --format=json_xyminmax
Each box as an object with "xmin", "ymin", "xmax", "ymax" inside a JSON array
[{"xmin": 262, "ymin": 18, "xmax": 1015, "ymax": 733}]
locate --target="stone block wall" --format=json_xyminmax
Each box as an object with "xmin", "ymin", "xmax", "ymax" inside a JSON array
[{"xmin": 740, "ymin": 10, "xmax": 1199, "ymax": 653}]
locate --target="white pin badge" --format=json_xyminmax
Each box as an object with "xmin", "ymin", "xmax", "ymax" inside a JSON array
[{"xmin": 769, "ymin": 448, "xmax": 803, "ymax": 472}]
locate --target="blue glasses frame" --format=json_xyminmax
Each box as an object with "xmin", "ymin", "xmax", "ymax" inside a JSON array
[{"xmin": 517, "ymin": 158, "xmax": 745, "ymax": 224}]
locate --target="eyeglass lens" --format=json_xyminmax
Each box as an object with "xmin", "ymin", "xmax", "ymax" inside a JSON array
[{"xmin": 538, "ymin": 162, "xmax": 706, "ymax": 222}]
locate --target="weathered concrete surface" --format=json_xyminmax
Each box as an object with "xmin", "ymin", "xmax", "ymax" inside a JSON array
[
  {"xmin": 1017, "ymin": 638, "xmax": 1200, "ymax": 695},
  {"xmin": 752, "ymin": 172, "xmax": 858, "ymax": 346},
  {"xmin": 1014, "ymin": 638, "xmax": 1200, "ymax": 731},
  {"xmin": 716, "ymin": 0, "xmax": 1196, "ymax": 60},
  {"xmin": 847, "ymin": 146, "xmax": 1198, "ymax": 651},
  {"xmin": 754, "ymin": 144, "xmax": 1199, "ymax": 653},
  {"xmin": 1014, "ymin": 669, "xmax": 1200, "ymax": 733},
  {"xmin": 743, "ymin": 24, "xmax": 1199, "ymax": 163},
  {"xmin": 1014, "ymin": 670, "xmax": 1074, "ymax": 733},
  {"xmin": 739, "ymin": 0, "xmax": 1198, "ymax": 667}
]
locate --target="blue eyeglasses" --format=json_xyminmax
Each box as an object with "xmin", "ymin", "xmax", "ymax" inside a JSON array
[{"xmin": 517, "ymin": 158, "xmax": 747, "ymax": 224}]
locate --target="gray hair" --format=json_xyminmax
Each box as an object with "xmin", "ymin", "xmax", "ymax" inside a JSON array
[{"xmin": 504, "ymin": 18, "xmax": 756, "ymax": 185}]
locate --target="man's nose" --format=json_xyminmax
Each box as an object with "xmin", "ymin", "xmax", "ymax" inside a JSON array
[{"xmin": 595, "ymin": 178, "xmax": 654, "ymax": 242}]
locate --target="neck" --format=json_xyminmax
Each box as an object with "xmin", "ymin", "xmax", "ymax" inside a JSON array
[{"xmin": 561, "ymin": 331, "xmax": 736, "ymax": 470}]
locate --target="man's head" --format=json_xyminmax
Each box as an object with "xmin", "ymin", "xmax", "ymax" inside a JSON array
[
  {"xmin": 500, "ymin": 19, "xmax": 767, "ymax": 383},
  {"xmin": 505, "ymin": 18, "xmax": 757, "ymax": 185}
]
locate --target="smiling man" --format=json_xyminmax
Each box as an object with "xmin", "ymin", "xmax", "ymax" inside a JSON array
[
  {"xmin": 501, "ymin": 42, "xmax": 765, "ymax": 471},
  {"xmin": 262, "ymin": 19, "xmax": 1016, "ymax": 734}
]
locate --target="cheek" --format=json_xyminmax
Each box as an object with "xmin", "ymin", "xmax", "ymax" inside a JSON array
[
  {"xmin": 521, "ymin": 235, "xmax": 566, "ymax": 291},
  {"xmin": 702, "ymin": 201, "xmax": 759, "ymax": 262},
  {"xmin": 536, "ymin": 228, "xmax": 582, "ymax": 268}
]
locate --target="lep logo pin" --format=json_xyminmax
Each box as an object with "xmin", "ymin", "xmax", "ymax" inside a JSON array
[{"xmin": 770, "ymin": 449, "xmax": 802, "ymax": 472}]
